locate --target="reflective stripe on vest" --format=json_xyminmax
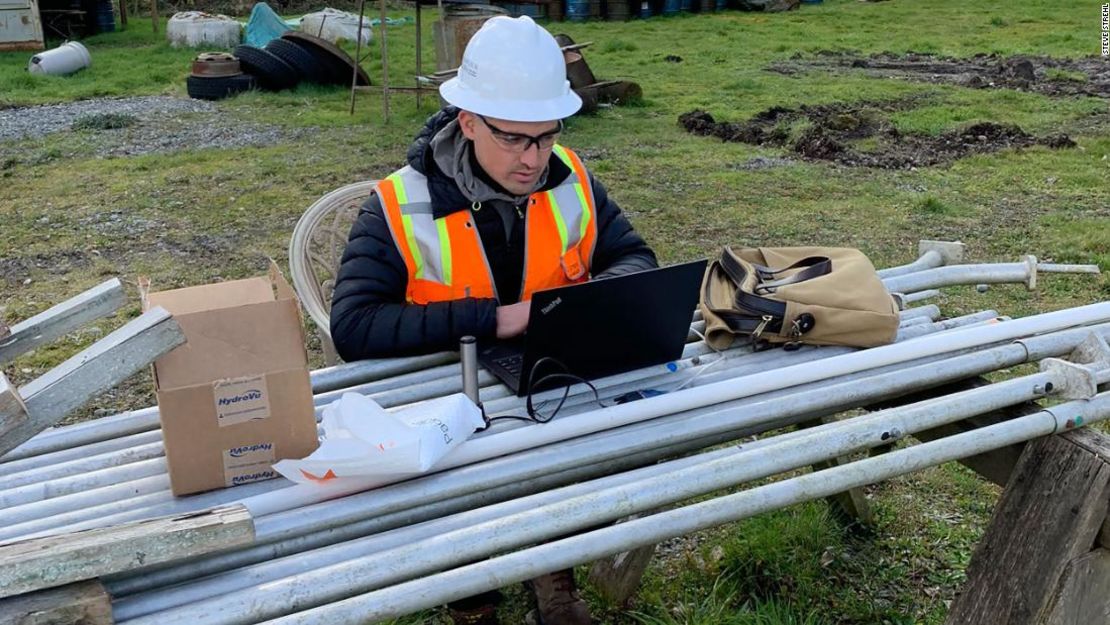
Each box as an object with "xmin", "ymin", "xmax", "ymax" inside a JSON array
[{"xmin": 378, "ymin": 145, "xmax": 598, "ymax": 305}]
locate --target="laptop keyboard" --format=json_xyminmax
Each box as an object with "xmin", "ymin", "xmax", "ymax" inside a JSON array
[{"xmin": 493, "ymin": 354, "xmax": 524, "ymax": 377}]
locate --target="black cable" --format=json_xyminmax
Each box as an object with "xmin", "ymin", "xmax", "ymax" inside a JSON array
[{"xmin": 477, "ymin": 356, "xmax": 608, "ymax": 431}]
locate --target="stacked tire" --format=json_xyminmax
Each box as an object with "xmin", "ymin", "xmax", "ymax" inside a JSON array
[
  {"xmin": 186, "ymin": 52, "xmax": 257, "ymax": 101},
  {"xmin": 234, "ymin": 44, "xmax": 301, "ymax": 91},
  {"xmin": 186, "ymin": 34, "xmax": 371, "ymax": 100}
]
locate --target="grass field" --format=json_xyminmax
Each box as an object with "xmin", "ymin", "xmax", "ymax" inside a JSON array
[{"xmin": 1, "ymin": 0, "xmax": 1108, "ymax": 622}]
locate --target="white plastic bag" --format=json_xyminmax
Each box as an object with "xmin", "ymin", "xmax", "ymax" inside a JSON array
[
  {"xmin": 273, "ymin": 392, "xmax": 484, "ymax": 484},
  {"xmin": 166, "ymin": 11, "xmax": 241, "ymax": 48},
  {"xmin": 299, "ymin": 8, "xmax": 372, "ymax": 45}
]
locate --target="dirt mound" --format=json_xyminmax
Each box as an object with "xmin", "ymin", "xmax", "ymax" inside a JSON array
[
  {"xmin": 679, "ymin": 99, "xmax": 1076, "ymax": 169},
  {"xmin": 769, "ymin": 52, "xmax": 1110, "ymax": 98}
]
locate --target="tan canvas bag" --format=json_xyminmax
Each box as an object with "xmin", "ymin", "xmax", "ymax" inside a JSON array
[{"xmin": 700, "ymin": 246, "xmax": 900, "ymax": 350}]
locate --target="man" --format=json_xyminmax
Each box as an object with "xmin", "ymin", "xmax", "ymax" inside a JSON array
[{"xmin": 330, "ymin": 15, "xmax": 657, "ymax": 625}]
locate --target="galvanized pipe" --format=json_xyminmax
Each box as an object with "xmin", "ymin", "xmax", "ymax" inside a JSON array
[
  {"xmin": 899, "ymin": 304, "xmax": 941, "ymax": 321},
  {"xmin": 1, "ymin": 352, "xmax": 482, "ymax": 467},
  {"xmin": 69, "ymin": 322, "xmax": 1110, "ymax": 591},
  {"xmin": 0, "ymin": 472, "xmax": 281, "ymax": 542},
  {"xmin": 0, "ymin": 457, "xmax": 168, "ymax": 508},
  {"xmin": 241, "ymin": 322, "xmax": 1110, "ymax": 547},
  {"xmin": 0, "ymin": 346, "xmax": 805, "ymax": 537},
  {"xmin": 239, "ymin": 303, "xmax": 1110, "ymax": 519},
  {"xmin": 308, "ymin": 352, "xmax": 460, "ymax": 394},
  {"xmin": 0, "ymin": 313, "xmax": 1096, "ymax": 537},
  {"xmin": 0, "ymin": 407, "xmax": 162, "ymax": 465},
  {"xmin": 0, "ymin": 438, "xmax": 164, "ymax": 490},
  {"xmin": 0, "ymin": 356, "xmax": 460, "ymax": 466},
  {"xmin": 880, "ymin": 260, "xmax": 1078, "ymax": 294},
  {"xmin": 0, "ymin": 313, "xmax": 1045, "ymax": 535},
  {"xmin": 124, "ymin": 371, "xmax": 1092, "ymax": 624},
  {"xmin": 876, "ymin": 249, "xmax": 944, "ymax": 279},
  {"xmin": 903, "ymin": 289, "xmax": 941, "ymax": 303},
  {"xmin": 0, "ymin": 349, "xmax": 763, "ymax": 537},
  {"xmin": 1038, "ymin": 262, "xmax": 1101, "ymax": 274},
  {"xmin": 112, "ymin": 362, "xmax": 1076, "ymax": 617},
  {"xmin": 270, "ymin": 391, "xmax": 1110, "ymax": 625},
  {"xmin": 113, "ymin": 433, "xmax": 766, "ymax": 615},
  {"xmin": 899, "ymin": 316, "xmax": 933, "ymax": 328}
]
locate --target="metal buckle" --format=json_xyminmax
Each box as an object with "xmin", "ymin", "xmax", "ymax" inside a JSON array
[{"xmin": 752, "ymin": 314, "xmax": 773, "ymax": 339}]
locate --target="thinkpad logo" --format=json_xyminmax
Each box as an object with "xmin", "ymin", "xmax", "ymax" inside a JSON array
[{"xmin": 540, "ymin": 297, "xmax": 562, "ymax": 315}]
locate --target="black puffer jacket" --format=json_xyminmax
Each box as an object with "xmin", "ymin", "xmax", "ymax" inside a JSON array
[{"xmin": 331, "ymin": 108, "xmax": 658, "ymax": 360}]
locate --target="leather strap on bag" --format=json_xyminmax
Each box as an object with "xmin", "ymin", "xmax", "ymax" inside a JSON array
[
  {"xmin": 700, "ymin": 246, "xmax": 899, "ymax": 350},
  {"xmin": 707, "ymin": 250, "xmax": 830, "ymax": 339}
]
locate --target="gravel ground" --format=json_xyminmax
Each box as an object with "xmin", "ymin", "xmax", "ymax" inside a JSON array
[{"xmin": 0, "ymin": 95, "xmax": 300, "ymax": 157}]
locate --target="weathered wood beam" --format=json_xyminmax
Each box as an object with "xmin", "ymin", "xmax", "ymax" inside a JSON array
[
  {"xmin": 0, "ymin": 307, "xmax": 185, "ymax": 457},
  {"xmin": 798, "ymin": 415, "xmax": 874, "ymax": 526},
  {"xmin": 1042, "ymin": 548, "xmax": 1110, "ymax": 625},
  {"xmin": 588, "ymin": 512, "xmax": 659, "ymax": 604},
  {"xmin": 0, "ymin": 580, "xmax": 112, "ymax": 625},
  {"xmin": 0, "ymin": 505, "xmax": 254, "ymax": 599},
  {"xmin": 0, "ymin": 280, "xmax": 127, "ymax": 365},
  {"xmin": 0, "ymin": 372, "xmax": 28, "ymax": 441},
  {"xmin": 869, "ymin": 376, "xmax": 1039, "ymax": 486},
  {"xmin": 945, "ymin": 428, "xmax": 1110, "ymax": 625}
]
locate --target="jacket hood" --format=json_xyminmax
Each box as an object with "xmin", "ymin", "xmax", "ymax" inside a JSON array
[{"xmin": 406, "ymin": 107, "xmax": 574, "ymax": 218}]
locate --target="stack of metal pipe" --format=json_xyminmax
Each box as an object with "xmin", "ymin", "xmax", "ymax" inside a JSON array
[{"xmin": 0, "ymin": 251, "xmax": 1105, "ymax": 625}]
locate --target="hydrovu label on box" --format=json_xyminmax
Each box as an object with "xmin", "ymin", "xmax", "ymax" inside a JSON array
[
  {"xmin": 213, "ymin": 375, "xmax": 271, "ymax": 426},
  {"xmin": 223, "ymin": 441, "xmax": 277, "ymax": 487}
]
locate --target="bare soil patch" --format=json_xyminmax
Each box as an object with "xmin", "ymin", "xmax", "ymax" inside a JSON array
[
  {"xmin": 679, "ymin": 97, "xmax": 1076, "ymax": 169},
  {"xmin": 769, "ymin": 51, "xmax": 1110, "ymax": 99}
]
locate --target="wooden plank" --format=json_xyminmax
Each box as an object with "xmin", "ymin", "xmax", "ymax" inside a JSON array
[
  {"xmin": 588, "ymin": 512, "xmax": 658, "ymax": 604},
  {"xmin": 0, "ymin": 307, "xmax": 184, "ymax": 457},
  {"xmin": 944, "ymin": 430, "xmax": 1110, "ymax": 625},
  {"xmin": 1042, "ymin": 548, "xmax": 1110, "ymax": 625},
  {"xmin": 0, "ymin": 505, "xmax": 254, "ymax": 599},
  {"xmin": 797, "ymin": 416, "xmax": 874, "ymax": 526},
  {"xmin": 0, "ymin": 580, "xmax": 112, "ymax": 625},
  {"xmin": 0, "ymin": 372, "xmax": 28, "ymax": 440},
  {"xmin": 589, "ymin": 544, "xmax": 656, "ymax": 605},
  {"xmin": 1097, "ymin": 512, "xmax": 1110, "ymax": 550},
  {"xmin": 0, "ymin": 279, "xmax": 126, "ymax": 365}
]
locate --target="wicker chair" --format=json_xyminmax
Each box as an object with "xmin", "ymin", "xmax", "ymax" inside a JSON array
[{"xmin": 288, "ymin": 181, "xmax": 378, "ymax": 365}]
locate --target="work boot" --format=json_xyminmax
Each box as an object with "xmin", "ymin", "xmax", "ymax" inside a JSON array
[
  {"xmin": 525, "ymin": 569, "xmax": 592, "ymax": 625},
  {"xmin": 447, "ymin": 590, "xmax": 501, "ymax": 625}
]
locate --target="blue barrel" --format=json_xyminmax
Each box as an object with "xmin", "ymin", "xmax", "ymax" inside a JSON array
[
  {"xmin": 715, "ymin": 0, "xmax": 727, "ymax": 9},
  {"xmin": 679, "ymin": 0, "xmax": 692, "ymax": 10},
  {"xmin": 661, "ymin": 0, "xmax": 680, "ymax": 14},
  {"xmin": 638, "ymin": 0, "xmax": 652, "ymax": 16},
  {"xmin": 566, "ymin": 0, "xmax": 590, "ymax": 20},
  {"xmin": 96, "ymin": 0, "xmax": 115, "ymax": 32}
]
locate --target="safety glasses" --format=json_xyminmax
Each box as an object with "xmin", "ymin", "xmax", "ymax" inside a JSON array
[{"xmin": 476, "ymin": 114, "xmax": 563, "ymax": 153}]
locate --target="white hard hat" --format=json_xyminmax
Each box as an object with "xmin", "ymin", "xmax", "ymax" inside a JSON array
[{"xmin": 440, "ymin": 16, "xmax": 582, "ymax": 122}]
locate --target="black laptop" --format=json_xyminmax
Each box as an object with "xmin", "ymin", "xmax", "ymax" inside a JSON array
[{"xmin": 479, "ymin": 259, "xmax": 708, "ymax": 396}]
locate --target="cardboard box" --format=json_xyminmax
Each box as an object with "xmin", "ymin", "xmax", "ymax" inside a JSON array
[{"xmin": 144, "ymin": 263, "xmax": 319, "ymax": 496}]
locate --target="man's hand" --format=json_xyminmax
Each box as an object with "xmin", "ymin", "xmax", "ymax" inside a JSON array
[{"xmin": 496, "ymin": 301, "xmax": 530, "ymax": 339}]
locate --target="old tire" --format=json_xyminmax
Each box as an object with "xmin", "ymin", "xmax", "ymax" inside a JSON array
[
  {"xmin": 233, "ymin": 45, "xmax": 300, "ymax": 91},
  {"xmin": 186, "ymin": 73, "xmax": 257, "ymax": 101},
  {"xmin": 280, "ymin": 32, "xmax": 370, "ymax": 86},
  {"xmin": 265, "ymin": 38, "xmax": 321, "ymax": 83}
]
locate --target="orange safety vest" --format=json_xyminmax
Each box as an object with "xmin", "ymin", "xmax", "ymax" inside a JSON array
[{"xmin": 377, "ymin": 145, "xmax": 599, "ymax": 305}]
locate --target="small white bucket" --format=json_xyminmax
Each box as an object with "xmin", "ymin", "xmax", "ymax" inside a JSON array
[{"xmin": 28, "ymin": 41, "xmax": 92, "ymax": 76}]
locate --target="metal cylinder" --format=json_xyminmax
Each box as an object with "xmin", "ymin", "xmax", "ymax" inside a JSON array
[{"xmin": 460, "ymin": 336, "xmax": 480, "ymax": 406}]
